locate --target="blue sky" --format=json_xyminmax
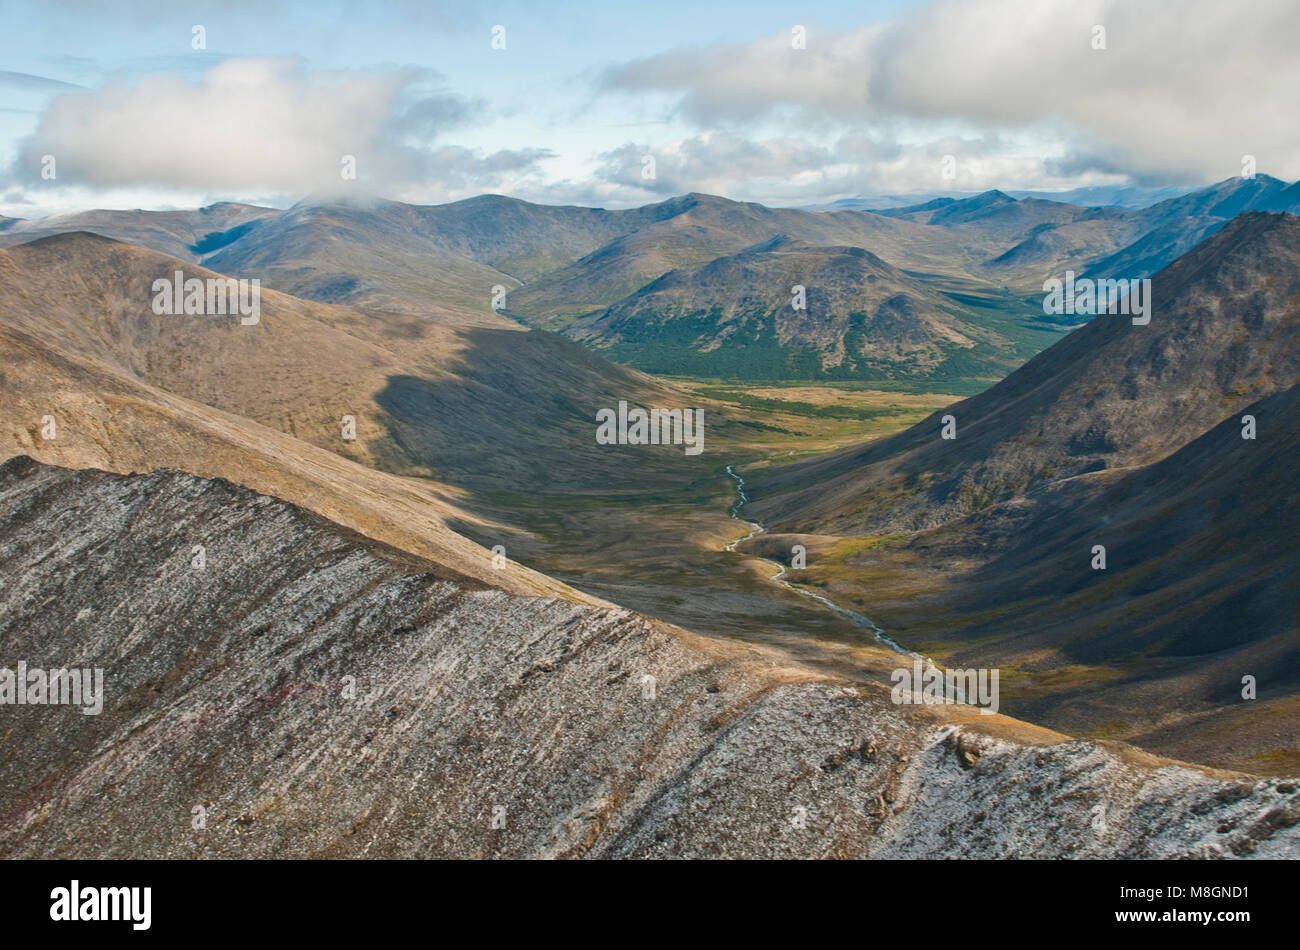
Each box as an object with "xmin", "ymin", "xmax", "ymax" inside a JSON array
[{"xmin": 2, "ymin": 0, "xmax": 1297, "ymax": 217}]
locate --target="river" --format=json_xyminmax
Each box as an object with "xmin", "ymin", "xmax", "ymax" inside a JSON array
[{"xmin": 724, "ymin": 464, "xmax": 920, "ymax": 658}]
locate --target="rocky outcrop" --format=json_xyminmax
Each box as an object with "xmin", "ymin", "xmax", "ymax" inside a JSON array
[{"xmin": 1, "ymin": 457, "xmax": 1296, "ymax": 858}]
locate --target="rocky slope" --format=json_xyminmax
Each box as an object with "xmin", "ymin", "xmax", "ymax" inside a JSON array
[{"xmin": 1, "ymin": 457, "xmax": 1296, "ymax": 858}]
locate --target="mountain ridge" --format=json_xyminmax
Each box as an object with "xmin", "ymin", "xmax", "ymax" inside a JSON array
[{"xmin": 3, "ymin": 455, "xmax": 1295, "ymax": 858}]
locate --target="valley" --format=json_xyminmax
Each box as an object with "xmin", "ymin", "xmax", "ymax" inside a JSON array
[
  {"xmin": 2, "ymin": 179, "xmax": 1298, "ymax": 860},
  {"xmin": 8, "ymin": 0, "xmax": 1300, "ymax": 876},
  {"xmin": 437, "ymin": 378, "xmax": 958, "ymax": 680}
]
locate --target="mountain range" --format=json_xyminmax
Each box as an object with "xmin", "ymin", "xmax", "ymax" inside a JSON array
[
  {"xmin": 6, "ymin": 176, "xmax": 1298, "ymax": 387},
  {"xmin": 808, "ymin": 183, "xmax": 1199, "ymax": 213}
]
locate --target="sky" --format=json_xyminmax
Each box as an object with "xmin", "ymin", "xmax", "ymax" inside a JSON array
[{"xmin": 1, "ymin": 0, "xmax": 1298, "ymax": 218}]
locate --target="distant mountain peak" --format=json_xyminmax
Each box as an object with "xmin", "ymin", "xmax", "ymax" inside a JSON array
[
  {"xmin": 198, "ymin": 201, "xmax": 275, "ymax": 215},
  {"xmin": 649, "ymin": 192, "xmax": 758, "ymax": 215},
  {"xmin": 955, "ymin": 189, "xmax": 1015, "ymax": 209},
  {"xmin": 1220, "ymin": 172, "xmax": 1285, "ymax": 189},
  {"xmin": 12, "ymin": 230, "xmax": 125, "ymax": 251}
]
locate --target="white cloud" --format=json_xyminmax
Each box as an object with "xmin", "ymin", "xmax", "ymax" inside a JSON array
[
  {"xmin": 12, "ymin": 58, "xmax": 550, "ymax": 200},
  {"xmin": 602, "ymin": 27, "xmax": 875, "ymax": 125},
  {"xmin": 584, "ymin": 130, "xmax": 1112, "ymax": 206},
  {"xmin": 599, "ymin": 0, "xmax": 1300, "ymax": 183}
]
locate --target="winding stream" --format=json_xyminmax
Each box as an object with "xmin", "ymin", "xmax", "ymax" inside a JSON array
[{"xmin": 724, "ymin": 464, "xmax": 920, "ymax": 658}]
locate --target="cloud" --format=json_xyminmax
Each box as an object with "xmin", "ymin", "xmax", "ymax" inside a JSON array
[
  {"xmin": 401, "ymin": 144, "xmax": 555, "ymax": 196},
  {"xmin": 598, "ymin": 0, "xmax": 1300, "ymax": 183},
  {"xmin": 595, "ymin": 133, "xmax": 835, "ymax": 195},
  {"xmin": 601, "ymin": 27, "xmax": 874, "ymax": 125},
  {"xmin": 393, "ymin": 94, "xmax": 478, "ymax": 142},
  {"xmin": 586, "ymin": 130, "xmax": 1104, "ymax": 206},
  {"xmin": 11, "ymin": 58, "xmax": 546, "ymax": 199}
]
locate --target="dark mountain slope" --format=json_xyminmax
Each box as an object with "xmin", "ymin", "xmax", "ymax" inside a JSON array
[
  {"xmin": 748, "ymin": 212, "xmax": 1300, "ymax": 533},
  {"xmin": 1082, "ymin": 175, "xmax": 1300, "ymax": 282},
  {"xmin": 914, "ymin": 376, "xmax": 1299, "ymax": 677},
  {"xmin": 750, "ymin": 376, "xmax": 1300, "ymax": 771}
]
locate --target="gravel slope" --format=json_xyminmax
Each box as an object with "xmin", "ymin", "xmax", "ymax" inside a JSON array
[{"xmin": 1, "ymin": 457, "xmax": 1296, "ymax": 858}]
